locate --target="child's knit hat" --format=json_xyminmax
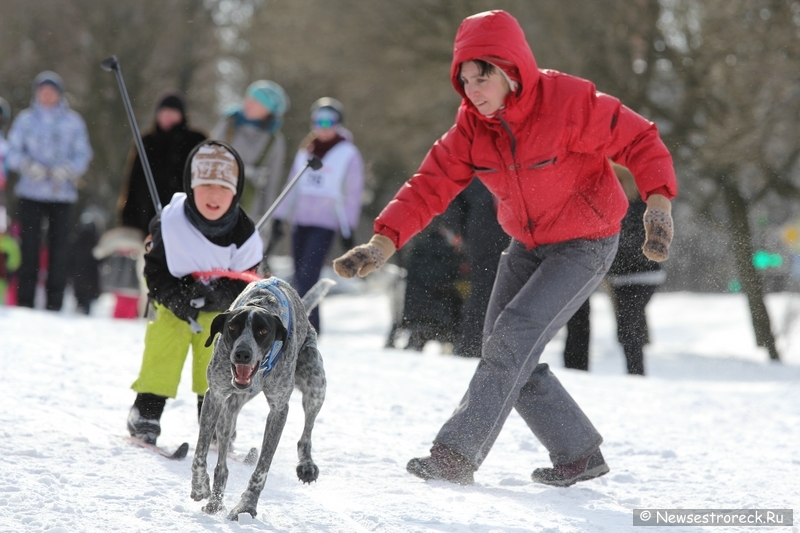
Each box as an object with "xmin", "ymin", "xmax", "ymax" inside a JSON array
[{"xmin": 190, "ymin": 143, "xmax": 239, "ymax": 193}]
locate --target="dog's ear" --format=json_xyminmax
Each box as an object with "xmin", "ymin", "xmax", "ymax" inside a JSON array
[
  {"xmin": 273, "ymin": 316, "xmax": 288, "ymax": 344},
  {"xmin": 205, "ymin": 312, "xmax": 229, "ymax": 347}
]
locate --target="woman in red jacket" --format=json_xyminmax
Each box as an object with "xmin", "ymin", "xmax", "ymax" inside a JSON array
[{"xmin": 334, "ymin": 10, "xmax": 677, "ymax": 486}]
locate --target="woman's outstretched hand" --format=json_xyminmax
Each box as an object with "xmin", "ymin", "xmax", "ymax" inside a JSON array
[
  {"xmin": 333, "ymin": 234, "xmax": 396, "ymax": 278},
  {"xmin": 642, "ymin": 194, "xmax": 673, "ymax": 262}
]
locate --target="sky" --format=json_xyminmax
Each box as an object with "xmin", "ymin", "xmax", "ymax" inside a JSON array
[{"xmin": 1, "ymin": 271, "xmax": 799, "ymax": 533}]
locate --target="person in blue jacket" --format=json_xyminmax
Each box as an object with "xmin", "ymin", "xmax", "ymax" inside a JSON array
[{"xmin": 5, "ymin": 71, "xmax": 93, "ymax": 310}]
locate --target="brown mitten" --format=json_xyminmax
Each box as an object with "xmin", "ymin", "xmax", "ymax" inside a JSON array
[
  {"xmin": 642, "ymin": 194, "xmax": 673, "ymax": 262},
  {"xmin": 333, "ymin": 234, "xmax": 396, "ymax": 278}
]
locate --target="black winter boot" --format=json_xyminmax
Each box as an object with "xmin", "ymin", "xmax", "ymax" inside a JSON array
[
  {"xmin": 127, "ymin": 393, "xmax": 167, "ymax": 445},
  {"xmin": 531, "ymin": 449, "xmax": 609, "ymax": 487},
  {"xmin": 406, "ymin": 443, "xmax": 476, "ymax": 485}
]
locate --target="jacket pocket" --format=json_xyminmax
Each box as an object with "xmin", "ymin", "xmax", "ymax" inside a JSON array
[
  {"xmin": 528, "ymin": 156, "xmax": 558, "ymax": 169},
  {"xmin": 473, "ymin": 165, "xmax": 498, "ymax": 173}
]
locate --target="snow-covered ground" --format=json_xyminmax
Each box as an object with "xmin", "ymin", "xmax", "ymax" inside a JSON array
[{"xmin": 1, "ymin": 280, "xmax": 799, "ymax": 533}]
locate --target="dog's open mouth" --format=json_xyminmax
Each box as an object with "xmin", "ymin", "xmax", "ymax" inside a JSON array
[{"xmin": 232, "ymin": 362, "xmax": 259, "ymax": 387}]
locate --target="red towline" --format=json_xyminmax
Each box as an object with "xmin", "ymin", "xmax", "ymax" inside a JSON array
[{"xmin": 192, "ymin": 269, "xmax": 263, "ymax": 284}]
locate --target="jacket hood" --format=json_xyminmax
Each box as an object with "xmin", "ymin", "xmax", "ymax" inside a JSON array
[
  {"xmin": 31, "ymin": 71, "xmax": 66, "ymax": 105},
  {"xmin": 450, "ymin": 10, "xmax": 539, "ymax": 122}
]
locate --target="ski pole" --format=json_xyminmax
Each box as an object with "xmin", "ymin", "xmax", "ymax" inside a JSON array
[
  {"xmin": 255, "ymin": 156, "xmax": 323, "ymax": 232},
  {"xmin": 101, "ymin": 55, "xmax": 162, "ymax": 214}
]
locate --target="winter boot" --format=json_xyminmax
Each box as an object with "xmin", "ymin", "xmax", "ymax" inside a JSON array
[
  {"xmin": 406, "ymin": 443, "xmax": 476, "ymax": 485},
  {"xmin": 127, "ymin": 393, "xmax": 166, "ymax": 445},
  {"xmin": 531, "ymin": 449, "xmax": 609, "ymax": 487}
]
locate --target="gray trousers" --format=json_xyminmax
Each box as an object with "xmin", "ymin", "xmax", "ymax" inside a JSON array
[{"xmin": 435, "ymin": 235, "xmax": 619, "ymax": 467}]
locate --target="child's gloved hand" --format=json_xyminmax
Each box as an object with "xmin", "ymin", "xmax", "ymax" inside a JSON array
[
  {"xmin": 160, "ymin": 291, "xmax": 200, "ymax": 327},
  {"xmin": 642, "ymin": 194, "xmax": 673, "ymax": 262},
  {"xmin": 333, "ymin": 234, "xmax": 396, "ymax": 278},
  {"xmin": 206, "ymin": 277, "xmax": 246, "ymax": 311}
]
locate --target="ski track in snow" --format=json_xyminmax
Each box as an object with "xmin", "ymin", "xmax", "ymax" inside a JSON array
[{"xmin": 1, "ymin": 289, "xmax": 799, "ymax": 532}]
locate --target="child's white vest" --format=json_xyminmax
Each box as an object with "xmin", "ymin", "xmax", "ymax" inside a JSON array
[{"xmin": 160, "ymin": 193, "xmax": 262, "ymax": 278}]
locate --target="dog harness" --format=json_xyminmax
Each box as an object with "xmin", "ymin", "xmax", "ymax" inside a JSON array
[{"xmin": 234, "ymin": 277, "xmax": 293, "ymax": 392}]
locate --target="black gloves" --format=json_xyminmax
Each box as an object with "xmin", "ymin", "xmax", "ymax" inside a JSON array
[
  {"xmin": 158, "ymin": 289, "xmax": 199, "ymax": 325},
  {"xmin": 186, "ymin": 277, "xmax": 247, "ymax": 312},
  {"xmin": 204, "ymin": 277, "xmax": 247, "ymax": 311}
]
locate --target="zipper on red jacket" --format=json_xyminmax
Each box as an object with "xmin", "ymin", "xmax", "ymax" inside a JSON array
[
  {"xmin": 498, "ymin": 115, "xmax": 517, "ymax": 157},
  {"xmin": 498, "ymin": 114, "xmax": 536, "ymax": 246}
]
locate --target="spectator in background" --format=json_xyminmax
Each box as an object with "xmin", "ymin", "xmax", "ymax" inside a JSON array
[
  {"xmin": 210, "ymin": 80, "xmax": 288, "ymax": 245},
  {"xmin": 563, "ymin": 298, "xmax": 591, "ymax": 370},
  {"xmin": 0, "ymin": 96, "xmax": 10, "ymax": 191},
  {"xmin": 273, "ymin": 97, "xmax": 364, "ymax": 333},
  {"xmin": 0, "ymin": 96, "xmax": 15, "ymax": 305},
  {"xmin": 562, "ymin": 165, "xmax": 665, "ymax": 375},
  {"xmin": 118, "ymin": 91, "xmax": 207, "ymax": 235},
  {"xmin": 111, "ymin": 90, "xmax": 207, "ymax": 318},
  {"xmin": 392, "ymin": 220, "xmax": 464, "ymax": 351},
  {"xmin": 606, "ymin": 165, "xmax": 666, "ymax": 375},
  {"xmin": 68, "ymin": 207, "xmax": 104, "ymax": 315},
  {"xmin": 444, "ymin": 180, "xmax": 509, "ymax": 358},
  {"xmin": 5, "ymin": 71, "xmax": 93, "ymax": 311}
]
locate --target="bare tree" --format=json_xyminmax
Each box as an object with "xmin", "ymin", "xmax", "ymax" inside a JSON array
[{"xmin": 645, "ymin": 0, "xmax": 800, "ymax": 360}]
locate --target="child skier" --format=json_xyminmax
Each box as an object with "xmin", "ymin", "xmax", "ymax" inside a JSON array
[{"xmin": 127, "ymin": 140, "xmax": 263, "ymax": 446}]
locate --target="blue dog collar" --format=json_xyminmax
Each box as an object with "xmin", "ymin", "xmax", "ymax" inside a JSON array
[{"xmin": 234, "ymin": 277, "xmax": 293, "ymax": 388}]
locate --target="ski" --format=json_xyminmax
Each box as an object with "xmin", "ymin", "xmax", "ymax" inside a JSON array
[{"xmin": 123, "ymin": 435, "xmax": 190, "ymax": 460}]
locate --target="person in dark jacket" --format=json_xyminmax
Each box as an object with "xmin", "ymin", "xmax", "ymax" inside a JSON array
[
  {"xmin": 112, "ymin": 91, "xmax": 207, "ymax": 318},
  {"xmin": 395, "ymin": 221, "xmax": 464, "ymax": 351},
  {"xmin": 606, "ymin": 166, "xmax": 666, "ymax": 375},
  {"xmin": 126, "ymin": 140, "xmax": 262, "ymax": 446},
  {"xmin": 563, "ymin": 297, "xmax": 592, "ymax": 371},
  {"xmin": 444, "ymin": 180, "xmax": 509, "ymax": 358},
  {"xmin": 118, "ymin": 91, "xmax": 207, "ymax": 235},
  {"xmin": 333, "ymin": 10, "xmax": 676, "ymax": 487},
  {"xmin": 68, "ymin": 207, "xmax": 104, "ymax": 315},
  {"xmin": 563, "ymin": 165, "xmax": 665, "ymax": 374}
]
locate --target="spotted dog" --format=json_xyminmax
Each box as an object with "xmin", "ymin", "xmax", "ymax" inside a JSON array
[{"xmin": 190, "ymin": 276, "xmax": 332, "ymax": 521}]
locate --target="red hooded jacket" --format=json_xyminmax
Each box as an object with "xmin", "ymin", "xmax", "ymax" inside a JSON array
[{"xmin": 374, "ymin": 10, "xmax": 677, "ymax": 250}]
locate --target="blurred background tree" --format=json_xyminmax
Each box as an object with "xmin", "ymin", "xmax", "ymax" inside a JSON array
[{"xmin": 2, "ymin": 0, "xmax": 800, "ymax": 359}]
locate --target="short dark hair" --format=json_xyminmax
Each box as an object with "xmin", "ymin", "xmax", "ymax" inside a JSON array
[{"xmin": 459, "ymin": 60, "xmax": 497, "ymax": 86}]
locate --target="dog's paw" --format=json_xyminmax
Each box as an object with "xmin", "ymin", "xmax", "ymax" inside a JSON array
[
  {"xmin": 227, "ymin": 502, "xmax": 257, "ymax": 521},
  {"xmin": 191, "ymin": 485, "xmax": 210, "ymax": 501},
  {"xmin": 297, "ymin": 461, "xmax": 319, "ymax": 483},
  {"xmin": 202, "ymin": 499, "xmax": 224, "ymax": 515},
  {"xmin": 190, "ymin": 476, "xmax": 211, "ymax": 501}
]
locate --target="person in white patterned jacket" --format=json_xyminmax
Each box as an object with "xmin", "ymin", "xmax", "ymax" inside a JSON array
[{"xmin": 5, "ymin": 71, "xmax": 93, "ymax": 310}]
